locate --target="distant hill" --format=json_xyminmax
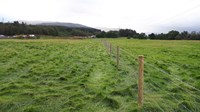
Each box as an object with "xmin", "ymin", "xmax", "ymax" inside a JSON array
[
  {"xmin": 0, "ymin": 21, "xmax": 101, "ymax": 36},
  {"xmin": 38, "ymin": 22, "xmax": 92, "ymax": 29},
  {"xmin": 18, "ymin": 20, "xmax": 96, "ymax": 29}
]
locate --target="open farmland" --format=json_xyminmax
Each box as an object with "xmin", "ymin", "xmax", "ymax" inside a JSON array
[
  {"xmin": 108, "ymin": 39, "xmax": 200, "ymax": 111},
  {"xmin": 0, "ymin": 38, "xmax": 200, "ymax": 112},
  {"xmin": 0, "ymin": 39, "xmax": 137, "ymax": 112}
]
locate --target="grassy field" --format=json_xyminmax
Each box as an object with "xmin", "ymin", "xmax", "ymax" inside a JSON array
[
  {"xmin": 0, "ymin": 38, "xmax": 199, "ymax": 112},
  {"xmin": 108, "ymin": 39, "xmax": 200, "ymax": 111}
]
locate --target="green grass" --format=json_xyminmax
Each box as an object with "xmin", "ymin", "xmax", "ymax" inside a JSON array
[
  {"xmin": 0, "ymin": 38, "xmax": 199, "ymax": 112},
  {"xmin": 108, "ymin": 39, "xmax": 200, "ymax": 111},
  {"xmin": 0, "ymin": 39, "xmax": 137, "ymax": 112}
]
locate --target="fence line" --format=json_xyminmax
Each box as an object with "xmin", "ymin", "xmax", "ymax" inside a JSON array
[{"xmin": 100, "ymin": 39, "xmax": 200, "ymax": 111}]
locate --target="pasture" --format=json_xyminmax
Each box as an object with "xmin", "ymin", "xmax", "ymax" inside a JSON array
[{"xmin": 0, "ymin": 38, "xmax": 199, "ymax": 112}]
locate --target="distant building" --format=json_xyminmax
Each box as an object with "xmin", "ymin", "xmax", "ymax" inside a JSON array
[
  {"xmin": 87, "ymin": 35, "xmax": 96, "ymax": 38},
  {"xmin": 13, "ymin": 34, "xmax": 38, "ymax": 39},
  {"xmin": 28, "ymin": 34, "xmax": 35, "ymax": 37},
  {"xmin": 90, "ymin": 35, "xmax": 96, "ymax": 38},
  {"xmin": 0, "ymin": 35, "xmax": 5, "ymax": 38}
]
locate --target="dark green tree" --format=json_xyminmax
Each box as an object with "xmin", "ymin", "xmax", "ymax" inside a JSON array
[
  {"xmin": 106, "ymin": 31, "xmax": 119, "ymax": 38},
  {"xmin": 167, "ymin": 30, "xmax": 179, "ymax": 40},
  {"xmin": 148, "ymin": 33, "xmax": 156, "ymax": 39}
]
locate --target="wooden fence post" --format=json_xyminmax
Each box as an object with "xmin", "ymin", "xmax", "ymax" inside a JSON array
[
  {"xmin": 105, "ymin": 41, "xmax": 108, "ymax": 52},
  {"xmin": 107, "ymin": 41, "xmax": 109, "ymax": 52},
  {"xmin": 110, "ymin": 43, "xmax": 112, "ymax": 56},
  {"xmin": 138, "ymin": 55, "xmax": 144, "ymax": 110},
  {"xmin": 116, "ymin": 46, "xmax": 119, "ymax": 69}
]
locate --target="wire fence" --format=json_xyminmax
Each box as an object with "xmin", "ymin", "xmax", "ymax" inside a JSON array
[{"xmin": 101, "ymin": 39, "xmax": 200, "ymax": 112}]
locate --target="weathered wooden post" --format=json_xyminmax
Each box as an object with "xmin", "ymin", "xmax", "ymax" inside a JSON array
[
  {"xmin": 107, "ymin": 41, "xmax": 109, "ymax": 53},
  {"xmin": 138, "ymin": 55, "xmax": 144, "ymax": 111},
  {"xmin": 104, "ymin": 40, "xmax": 106, "ymax": 48},
  {"xmin": 116, "ymin": 46, "xmax": 119, "ymax": 69},
  {"xmin": 105, "ymin": 41, "xmax": 108, "ymax": 51},
  {"xmin": 110, "ymin": 43, "xmax": 112, "ymax": 56}
]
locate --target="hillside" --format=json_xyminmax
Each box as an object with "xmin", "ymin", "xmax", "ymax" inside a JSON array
[
  {"xmin": 0, "ymin": 21, "xmax": 101, "ymax": 36},
  {"xmin": 38, "ymin": 22, "xmax": 92, "ymax": 29}
]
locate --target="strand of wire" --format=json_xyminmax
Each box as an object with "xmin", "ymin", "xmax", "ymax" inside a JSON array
[
  {"xmin": 119, "ymin": 48, "xmax": 138, "ymax": 60},
  {"xmin": 144, "ymin": 75, "xmax": 200, "ymax": 111},
  {"xmin": 145, "ymin": 83, "xmax": 192, "ymax": 112},
  {"xmin": 118, "ymin": 54, "xmax": 138, "ymax": 78},
  {"xmin": 143, "ymin": 93, "xmax": 166, "ymax": 112},
  {"xmin": 144, "ymin": 84, "xmax": 173, "ymax": 111},
  {"xmin": 146, "ymin": 72, "xmax": 200, "ymax": 101},
  {"xmin": 144, "ymin": 61, "xmax": 200, "ymax": 92}
]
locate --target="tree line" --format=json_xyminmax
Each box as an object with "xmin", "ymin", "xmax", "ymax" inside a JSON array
[
  {"xmin": 1, "ymin": 21, "xmax": 200, "ymax": 40},
  {"xmin": 0, "ymin": 21, "xmax": 100, "ymax": 37},
  {"xmin": 96, "ymin": 29, "xmax": 200, "ymax": 40}
]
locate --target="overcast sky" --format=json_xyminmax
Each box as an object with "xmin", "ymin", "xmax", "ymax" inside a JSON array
[{"xmin": 0, "ymin": 0, "xmax": 200, "ymax": 33}]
